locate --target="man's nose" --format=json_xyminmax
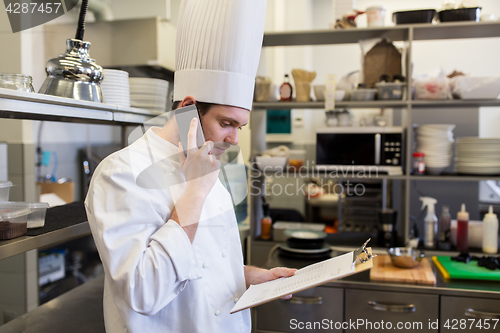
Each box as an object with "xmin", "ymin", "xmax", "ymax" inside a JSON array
[{"xmin": 225, "ymin": 129, "xmax": 238, "ymax": 146}]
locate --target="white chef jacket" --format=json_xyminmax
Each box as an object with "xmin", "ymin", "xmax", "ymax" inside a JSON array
[{"xmin": 84, "ymin": 127, "xmax": 251, "ymax": 333}]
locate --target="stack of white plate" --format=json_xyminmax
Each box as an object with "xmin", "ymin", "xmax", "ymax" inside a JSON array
[
  {"xmin": 129, "ymin": 78, "xmax": 169, "ymax": 114},
  {"xmin": 415, "ymin": 124, "xmax": 455, "ymax": 175},
  {"xmin": 101, "ymin": 69, "xmax": 130, "ymax": 107},
  {"xmin": 455, "ymin": 138, "xmax": 500, "ymax": 175}
]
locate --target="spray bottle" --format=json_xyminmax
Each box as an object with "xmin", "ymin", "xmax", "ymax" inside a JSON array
[
  {"xmin": 438, "ymin": 205, "xmax": 452, "ymax": 251},
  {"xmin": 420, "ymin": 197, "xmax": 438, "ymax": 249}
]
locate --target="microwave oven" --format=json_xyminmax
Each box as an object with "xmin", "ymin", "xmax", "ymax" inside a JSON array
[{"xmin": 316, "ymin": 127, "xmax": 405, "ymax": 175}]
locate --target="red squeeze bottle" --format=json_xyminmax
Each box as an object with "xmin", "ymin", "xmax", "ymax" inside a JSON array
[{"xmin": 456, "ymin": 203, "xmax": 469, "ymax": 253}]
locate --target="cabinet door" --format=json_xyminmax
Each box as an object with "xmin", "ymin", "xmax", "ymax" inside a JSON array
[
  {"xmin": 256, "ymin": 286, "xmax": 343, "ymax": 333},
  {"xmin": 344, "ymin": 289, "xmax": 439, "ymax": 333},
  {"xmin": 441, "ymin": 296, "xmax": 500, "ymax": 333}
]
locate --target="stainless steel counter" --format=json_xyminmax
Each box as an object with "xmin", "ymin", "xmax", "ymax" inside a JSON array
[
  {"xmin": 1, "ymin": 245, "xmax": 498, "ymax": 332},
  {"xmin": 267, "ymin": 246, "xmax": 500, "ymax": 300},
  {"xmin": 0, "ymin": 275, "xmax": 105, "ymax": 333}
]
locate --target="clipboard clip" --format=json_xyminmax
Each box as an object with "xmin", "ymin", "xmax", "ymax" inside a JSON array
[{"xmin": 352, "ymin": 238, "xmax": 374, "ymax": 264}]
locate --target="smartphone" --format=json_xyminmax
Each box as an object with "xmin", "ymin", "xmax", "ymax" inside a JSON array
[{"xmin": 174, "ymin": 104, "xmax": 206, "ymax": 156}]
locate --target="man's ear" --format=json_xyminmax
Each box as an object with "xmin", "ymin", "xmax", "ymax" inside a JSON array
[{"xmin": 181, "ymin": 96, "xmax": 196, "ymax": 107}]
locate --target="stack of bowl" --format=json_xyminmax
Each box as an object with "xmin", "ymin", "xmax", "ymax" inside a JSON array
[
  {"xmin": 101, "ymin": 69, "xmax": 130, "ymax": 107},
  {"xmin": 455, "ymin": 138, "xmax": 500, "ymax": 175},
  {"xmin": 129, "ymin": 78, "xmax": 169, "ymax": 114},
  {"xmin": 415, "ymin": 124, "xmax": 455, "ymax": 175}
]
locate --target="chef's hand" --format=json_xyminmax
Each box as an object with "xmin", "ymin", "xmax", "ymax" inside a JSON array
[
  {"xmin": 244, "ymin": 266, "xmax": 297, "ymax": 299},
  {"xmin": 178, "ymin": 117, "xmax": 221, "ymax": 199}
]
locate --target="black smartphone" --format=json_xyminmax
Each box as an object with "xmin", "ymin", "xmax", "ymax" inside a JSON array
[{"xmin": 174, "ymin": 104, "xmax": 206, "ymax": 156}]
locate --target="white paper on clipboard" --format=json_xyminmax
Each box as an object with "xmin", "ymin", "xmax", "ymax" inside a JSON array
[{"xmin": 230, "ymin": 248, "xmax": 373, "ymax": 314}]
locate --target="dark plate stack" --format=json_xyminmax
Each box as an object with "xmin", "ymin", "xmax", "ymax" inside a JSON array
[
  {"xmin": 279, "ymin": 230, "xmax": 331, "ymax": 259},
  {"xmin": 438, "ymin": 7, "xmax": 481, "ymax": 22},
  {"xmin": 393, "ymin": 9, "xmax": 436, "ymax": 24}
]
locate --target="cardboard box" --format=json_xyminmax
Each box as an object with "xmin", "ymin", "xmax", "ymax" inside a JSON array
[{"xmin": 37, "ymin": 182, "xmax": 75, "ymax": 203}]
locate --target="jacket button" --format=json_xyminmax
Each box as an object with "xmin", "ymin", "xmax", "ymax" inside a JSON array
[
  {"xmin": 215, "ymin": 310, "xmax": 220, "ymax": 316},
  {"xmin": 219, "ymin": 206, "xmax": 223, "ymax": 212},
  {"xmin": 221, "ymin": 252, "xmax": 227, "ymax": 258},
  {"xmin": 170, "ymin": 167, "xmax": 176, "ymax": 173},
  {"xmin": 234, "ymin": 297, "xmax": 239, "ymax": 303},
  {"xmin": 202, "ymin": 262, "xmax": 208, "ymax": 268}
]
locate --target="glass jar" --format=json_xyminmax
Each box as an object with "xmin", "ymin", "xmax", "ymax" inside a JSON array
[
  {"xmin": 0, "ymin": 74, "xmax": 34, "ymax": 92},
  {"xmin": 412, "ymin": 152, "xmax": 425, "ymax": 175}
]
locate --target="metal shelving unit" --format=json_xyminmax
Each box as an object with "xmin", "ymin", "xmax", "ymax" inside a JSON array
[
  {"xmin": 409, "ymin": 175, "xmax": 500, "ymax": 182},
  {"xmin": 411, "ymin": 100, "xmax": 500, "ymax": 108},
  {"xmin": 250, "ymin": 168, "xmax": 407, "ymax": 180},
  {"xmin": 0, "ymin": 222, "xmax": 90, "ymax": 261},
  {"xmin": 0, "ymin": 88, "xmax": 164, "ymax": 125},
  {"xmin": 251, "ymin": 169, "xmax": 500, "ymax": 182},
  {"xmin": 250, "ymin": 21, "xmax": 500, "ymax": 244},
  {"xmin": 0, "ymin": 89, "xmax": 164, "ymax": 261},
  {"xmin": 253, "ymin": 100, "xmax": 409, "ymax": 109},
  {"xmin": 254, "ymin": 99, "xmax": 500, "ymax": 110}
]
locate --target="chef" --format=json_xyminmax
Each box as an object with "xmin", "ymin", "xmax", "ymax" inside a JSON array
[{"xmin": 84, "ymin": 0, "xmax": 295, "ymax": 332}]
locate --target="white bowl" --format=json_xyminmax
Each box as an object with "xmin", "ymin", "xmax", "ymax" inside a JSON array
[
  {"xmin": 452, "ymin": 76, "xmax": 500, "ymax": 99},
  {"xmin": 335, "ymin": 90, "xmax": 346, "ymax": 101},
  {"xmin": 313, "ymin": 85, "xmax": 346, "ymax": 102},
  {"xmin": 418, "ymin": 124, "xmax": 456, "ymax": 131},
  {"xmin": 255, "ymin": 156, "xmax": 287, "ymax": 172}
]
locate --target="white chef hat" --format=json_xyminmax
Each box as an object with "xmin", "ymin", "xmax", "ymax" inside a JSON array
[{"xmin": 174, "ymin": 0, "xmax": 267, "ymax": 111}]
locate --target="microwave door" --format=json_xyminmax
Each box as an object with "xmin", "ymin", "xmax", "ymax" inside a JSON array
[{"xmin": 316, "ymin": 133, "xmax": 377, "ymax": 165}]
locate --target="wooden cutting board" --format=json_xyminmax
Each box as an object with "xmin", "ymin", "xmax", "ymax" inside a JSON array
[{"xmin": 370, "ymin": 255, "xmax": 436, "ymax": 285}]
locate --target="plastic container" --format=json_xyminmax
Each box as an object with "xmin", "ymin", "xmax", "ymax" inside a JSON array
[
  {"xmin": 288, "ymin": 149, "xmax": 306, "ymax": 171},
  {"xmin": 451, "ymin": 76, "xmax": 500, "ymax": 99},
  {"xmin": 414, "ymin": 77, "xmax": 451, "ymax": 99},
  {"xmin": 0, "ymin": 181, "xmax": 13, "ymax": 202},
  {"xmin": 438, "ymin": 7, "xmax": 481, "ymax": 22},
  {"xmin": 366, "ymin": 6, "xmax": 386, "ymax": 27},
  {"xmin": 0, "ymin": 204, "xmax": 31, "ymax": 240},
  {"xmin": 412, "ymin": 152, "xmax": 425, "ymax": 175},
  {"xmin": 2, "ymin": 202, "xmax": 49, "ymax": 228},
  {"xmin": 376, "ymin": 82, "xmax": 405, "ymax": 100},
  {"xmin": 351, "ymin": 88, "xmax": 377, "ymax": 101},
  {"xmin": 255, "ymin": 76, "xmax": 272, "ymax": 102},
  {"xmin": 392, "ymin": 9, "xmax": 436, "ymax": 24},
  {"xmin": 255, "ymin": 156, "xmax": 287, "ymax": 172}
]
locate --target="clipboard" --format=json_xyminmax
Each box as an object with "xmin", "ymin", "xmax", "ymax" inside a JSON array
[{"xmin": 231, "ymin": 240, "xmax": 374, "ymax": 314}]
